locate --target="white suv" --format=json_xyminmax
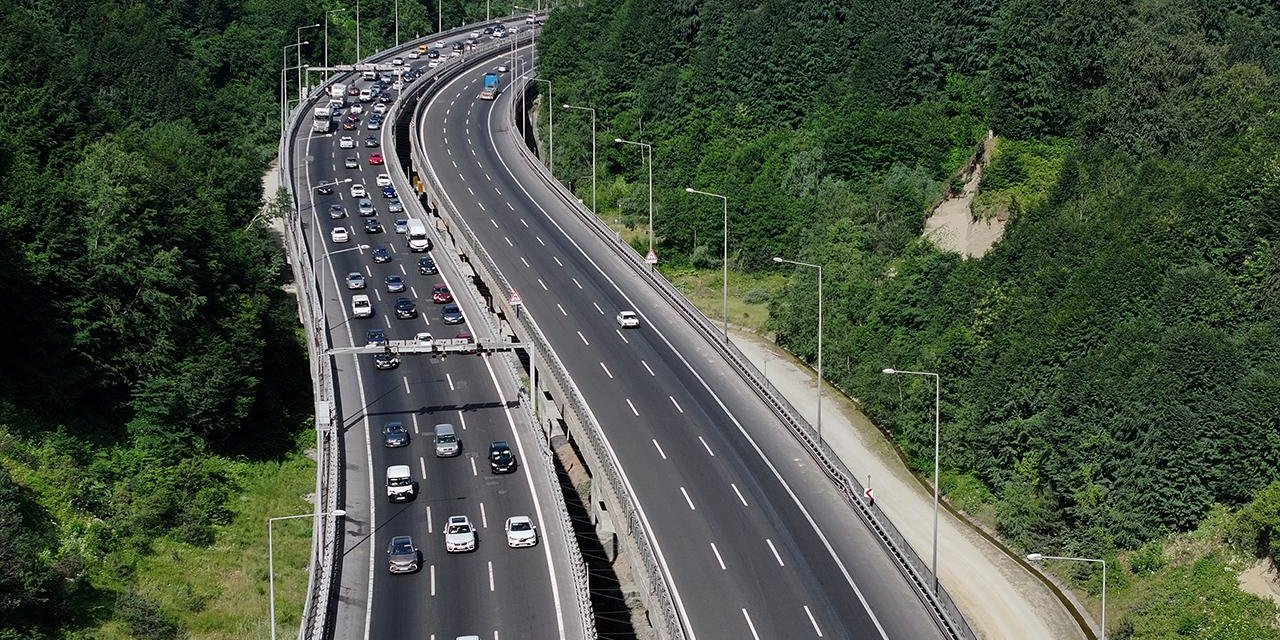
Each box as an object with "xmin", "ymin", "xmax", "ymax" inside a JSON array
[
  {"xmin": 351, "ymin": 294, "xmax": 373, "ymax": 318},
  {"xmin": 444, "ymin": 515, "xmax": 477, "ymax": 552}
]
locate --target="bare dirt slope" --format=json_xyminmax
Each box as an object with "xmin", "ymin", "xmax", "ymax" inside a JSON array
[{"xmin": 923, "ymin": 133, "xmax": 1005, "ymax": 259}]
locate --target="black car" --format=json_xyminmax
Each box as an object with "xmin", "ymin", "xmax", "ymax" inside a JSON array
[
  {"xmin": 372, "ymin": 247, "xmax": 392, "ymax": 263},
  {"xmin": 364, "ymin": 219, "xmax": 383, "ymax": 233},
  {"xmin": 383, "ymin": 422, "xmax": 410, "ymax": 448},
  {"xmin": 488, "ymin": 441, "xmax": 517, "ymax": 474},
  {"xmin": 329, "ymin": 204, "xmax": 346, "ymax": 219},
  {"xmin": 395, "ymin": 297, "xmax": 418, "ymax": 319},
  {"xmin": 366, "ymin": 328, "xmax": 387, "ymax": 346},
  {"xmin": 317, "ymin": 182, "xmax": 334, "ymax": 195},
  {"xmin": 382, "ymin": 185, "xmax": 396, "ymax": 198},
  {"xmin": 379, "ymin": 93, "xmax": 393, "ymax": 104},
  {"xmin": 418, "ymin": 257, "xmax": 437, "ymax": 275},
  {"xmin": 482, "ymin": 26, "xmax": 494, "ymax": 35},
  {"xmin": 440, "ymin": 303, "xmax": 464, "ymax": 325},
  {"xmin": 364, "ymin": 136, "xmax": 380, "ymax": 147},
  {"xmin": 373, "ymin": 351, "xmax": 400, "ymax": 370},
  {"xmin": 427, "ymin": 50, "xmax": 439, "ymax": 59}
]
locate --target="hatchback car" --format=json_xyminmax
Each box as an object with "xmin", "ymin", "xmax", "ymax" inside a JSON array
[
  {"xmin": 388, "ymin": 199, "xmax": 404, "ymax": 213},
  {"xmin": 418, "ymin": 257, "xmax": 437, "ymax": 275},
  {"xmin": 384, "ymin": 275, "xmax": 406, "ymax": 293},
  {"xmin": 616, "ymin": 311, "xmax": 640, "ymax": 328},
  {"xmin": 344, "ymin": 156, "xmax": 359, "ymax": 169},
  {"xmin": 369, "ymin": 152, "xmax": 384, "ymax": 165},
  {"xmin": 387, "ymin": 535, "xmax": 419, "ymax": 573},
  {"xmin": 366, "ymin": 119, "xmax": 381, "ymax": 130},
  {"xmin": 432, "ymin": 284, "xmax": 452, "ymax": 304},
  {"xmin": 345, "ymin": 272, "xmax": 366, "ymax": 289},
  {"xmin": 373, "ymin": 351, "xmax": 400, "ymax": 370},
  {"xmin": 497, "ymin": 64, "xmax": 509, "ymax": 73},
  {"xmin": 376, "ymin": 173, "xmax": 392, "ymax": 187},
  {"xmin": 394, "ymin": 218, "xmax": 409, "ymax": 234},
  {"xmin": 444, "ymin": 515, "xmax": 477, "ymax": 553},
  {"xmin": 364, "ymin": 218, "xmax": 383, "ymax": 234},
  {"xmin": 373, "ymin": 103, "xmax": 388, "ymax": 115},
  {"xmin": 488, "ymin": 441, "xmax": 517, "ymax": 474},
  {"xmin": 339, "ymin": 136, "xmax": 355, "ymax": 148},
  {"xmin": 395, "ymin": 297, "xmax": 417, "ymax": 319},
  {"xmin": 371, "ymin": 247, "xmax": 392, "ymax": 263},
  {"xmin": 366, "ymin": 328, "xmax": 387, "ymax": 346},
  {"xmin": 364, "ymin": 136, "xmax": 380, "ymax": 147},
  {"xmin": 383, "ymin": 421, "xmax": 410, "ymax": 447},
  {"xmin": 358, "ymin": 198, "xmax": 375, "ymax": 216},
  {"xmin": 328, "ymin": 204, "xmax": 346, "ymax": 219},
  {"xmin": 350, "ymin": 184, "xmax": 366, "ymax": 198},
  {"xmin": 440, "ymin": 303, "xmax": 464, "ymax": 325},
  {"xmin": 330, "ymin": 227, "xmax": 349, "ymax": 243},
  {"xmin": 504, "ymin": 516, "xmax": 538, "ymax": 548}
]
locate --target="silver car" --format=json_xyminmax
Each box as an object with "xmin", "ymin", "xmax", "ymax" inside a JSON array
[
  {"xmin": 384, "ymin": 275, "xmax": 406, "ymax": 293},
  {"xmin": 387, "ymin": 535, "xmax": 419, "ymax": 573},
  {"xmin": 345, "ymin": 272, "xmax": 366, "ymax": 290},
  {"xmin": 394, "ymin": 218, "xmax": 409, "ymax": 234}
]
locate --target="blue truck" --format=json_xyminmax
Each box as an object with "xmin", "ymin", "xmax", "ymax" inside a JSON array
[{"xmin": 479, "ymin": 71, "xmax": 500, "ymax": 100}]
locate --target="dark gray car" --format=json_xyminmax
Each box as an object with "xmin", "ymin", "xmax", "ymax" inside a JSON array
[
  {"xmin": 383, "ymin": 422, "xmax": 410, "ymax": 447},
  {"xmin": 441, "ymin": 303, "xmax": 464, "ymax": 325}
]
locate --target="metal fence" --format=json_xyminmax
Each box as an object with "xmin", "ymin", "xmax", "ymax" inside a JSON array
[
  {"xmin": 404, "ymin": 39, "xmax": 685, "ymax": 640},
  {"xmin": 506, "ymin": 76, "xmax": 980, "ymax": 640}
]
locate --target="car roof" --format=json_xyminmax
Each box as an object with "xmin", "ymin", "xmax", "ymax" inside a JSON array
[{"xmin": 387, "ymin": 464, "xmax": 410, "ymax": 474}]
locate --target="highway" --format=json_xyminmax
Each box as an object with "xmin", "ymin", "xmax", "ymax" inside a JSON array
[
  {"xmin": 286, "ymin": 22, "xmax": 586, "ymax": 640},
  {"xmin": 412, "ymin": 42, "xmax": 952, "ymax": 639}
]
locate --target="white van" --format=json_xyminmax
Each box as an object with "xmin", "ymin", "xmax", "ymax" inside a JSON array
[
  {"xmin": 362, "ymin": 70, "xmax": 377, "ymax": 81},
  {"xmin": 407, "ymin": 219, "xmax": 431, "ymax": 252},
  {"xmin": 386, "ymin": 465, "xmax": 416, "ymax": 502}
]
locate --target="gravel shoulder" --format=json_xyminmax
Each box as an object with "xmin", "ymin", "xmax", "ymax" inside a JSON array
[{"xmin": 732, "ymin": 330, "xmax": 1086, "ymax": 640}]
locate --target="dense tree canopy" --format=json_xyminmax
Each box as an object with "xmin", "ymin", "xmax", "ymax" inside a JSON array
[{"xmin": 539, "ymin": 0, "xmax": 1280, "ymax": 557}]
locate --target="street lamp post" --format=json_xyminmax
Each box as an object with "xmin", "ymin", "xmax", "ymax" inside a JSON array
[
  {"xmin": 395, "ymin": 0, "xmax": 400, "ymax": 46},
  {"xmin": 562, "ymin": 104, "xmax": 596, "ymax": 215},
  {"xmin": 1027, "ymin": 553, "xmax": 1107, "ymax": 640},
  {"xmin": 774, "ymin": 257, "xmax": 823, "ymax": 440},
  {"xmin": 267, "ymin": 509, "xmax": 346, "ymax": 640},
  {"xmin": 615, "ymin": 137, "xmax": 654, "ymax": 259},
  {"xmin": 325, "ymin": 9, "xmax": 346, "ymax": 77},
  {"xmin": 356, "ymin": 0, "xmax": 361, "ymax": 61},
  {"xmin": 881, "ymin": 367, "xmax": 941, "ymax": 595},
  {"xmin": 297, "ymin": 24, "xmax": 320, "ymax": 100},
  {"xmin": 281, "ymin": 43, "xmax": 307, "ymax": 132},
  {"xmin": 686, "ymin": 187, "xmax": 729, "ymax": 339},
  {"xmin": 530, "ymin": 78, "xmax": 554, "ymax": 174}
]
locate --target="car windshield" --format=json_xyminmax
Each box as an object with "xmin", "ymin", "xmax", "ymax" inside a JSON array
[
  {"xmin": 391, "ymin": 539, "xmax": 413, "ymax": 553},
  {"xmin": 447, "ymin": 523, "xmax": 469, "ymax": 534},
  {"xmin": 438, "ymin": 433, "xmax": 456, "ymax": 443},
  {"xmin": 386, "ymin": 423, "xmax": 405, "ymax": 433},
  {"xmin": 509, "ymin": 521, "xmax": 531, "ymax": 532},
  {"xmin": 491, "ymin": 450, "xmax": 510, "ymax": 460},
  {"xmin": 388, "ymin": 476, "xmax": 411, "ymax": 486},
  {"xmin": 355, "ymin": 300, "xmax": 369, "ymax": 308}
]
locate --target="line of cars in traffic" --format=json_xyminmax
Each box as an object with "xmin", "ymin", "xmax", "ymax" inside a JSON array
[{"xmin": 315, "ymin": 70, "xmax": 542, "ymax": 595}]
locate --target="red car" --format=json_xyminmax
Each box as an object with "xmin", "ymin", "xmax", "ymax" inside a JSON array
[
  {"xmin": 342, "ymin": 120, "xmax": 358, "ymax": 130},
  {"xmin": 432, "ymin": 284, "xmax": 452, "ymax": 304},
  {"xmin": 346, "ymin": 85, "xmax": 360, "ymax": 96},
  {"xmin": 455, "ymin": 331, "xmax": 476, "ymax": 353},
  {"xmin": 369, "ymin": 152, "xmax": 384, "ymax": 165}
]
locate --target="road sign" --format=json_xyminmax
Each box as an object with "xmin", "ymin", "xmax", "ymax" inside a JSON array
[
  {"xmin": 509, "ymin": 291, "xmax": 522, "ymax": 306},
  {"xmin": 645, "ymin": 250, "xmax": 658, "ymax": 265}
]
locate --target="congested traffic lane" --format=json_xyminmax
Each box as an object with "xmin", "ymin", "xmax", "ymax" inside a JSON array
[
  {"xmin": 414, "ymin": 49, "xmax": 950, "ymax": 639},
  {"xmin": 290, "ymin": 27, "xmax": 577, "ymax": 640}
]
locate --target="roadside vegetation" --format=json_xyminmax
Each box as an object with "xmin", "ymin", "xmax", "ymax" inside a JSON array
[
  {"xmin": 538, "ymin": 0, "xmax": 1280, "ymax": 635},
  {"xmin": 0, "ymin": 1, "xmax": 507, "ymax": 638}
]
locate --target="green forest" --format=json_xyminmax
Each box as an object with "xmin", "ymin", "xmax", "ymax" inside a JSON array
[
  {"xmin": 0, "ymin": 1, "xmax": 492, "ymax": 638},
  {"xmin": 538, "ymin": 0, "xmax": 1280, "ymax": 635}
]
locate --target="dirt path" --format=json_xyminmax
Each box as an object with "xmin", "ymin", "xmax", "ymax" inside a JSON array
[{"xmin": 731, "ymin": 331, "xmax": 1086, "ymax": 640}]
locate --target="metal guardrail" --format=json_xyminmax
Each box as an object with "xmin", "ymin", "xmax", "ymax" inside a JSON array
[
  {"xmin": 403, "ymin": 39, "xmax": 682, "ymax": 640},
  {"xmin": 508, "ymin": 77, "xmax": 979, "ymax": 640}
]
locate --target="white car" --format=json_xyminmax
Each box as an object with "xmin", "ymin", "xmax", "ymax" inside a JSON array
[
  {"xmin": 415, "ymin": 332, "xmax": 434, "ymax": 348},
  {"xmin": 351, "ymin": 294, "xmax": 373, "ymax": 318},
  {"xmin": 392, "ymin": 57, "xmax": 404, "ymax": 65},
  {"xmin": 449, "ymin": 50, "xmax": 460, "ymax": 58},
  {"xmin": 376, "ymin": 173, "xmax": 392, "ymax": 187},
  {"xmin": 373, "ymin": 103, "xmax": 388, "ymax": 114},
  {"xmin": 469, "ymin": 31, "xmax": 481, "ymax": 39},
  {"xmin": 504, "ymin": 516, "xmax": 538, "ymax": 548},
  {"xmin": 428, "ymin": 59, "xmax": 441, "ymax": 68},
  {"xmin": 434, "ymin": 40, "xmax": 446, "ymax": 49},
  {"xmin": 339, "ymin": 136, "xmax": 355, "ymax": 149},
  {"xmin": 444, "ymin": 515, "xmax": 477, "ymax": 553},
  {"xmin": 497, "ymin": 64, "xmax": 509, "ymax": 73},
  {"xmin": 616, "ymin": 311, "xmax": 640, "ymax": 328},
  {"xmin": 349, "ymin": 103, "xmax": 363, "ymax": 115},
  {"xmin": 331, "ymin": 226, "xmax": 350, "ymax": 243},
  {"xmin": 350, "ymin": 184, "xmax": 366, "ymax": 198},
  {"xmin": 408, "ymin": 51, "xmax": 420, "ymax": 59}
]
